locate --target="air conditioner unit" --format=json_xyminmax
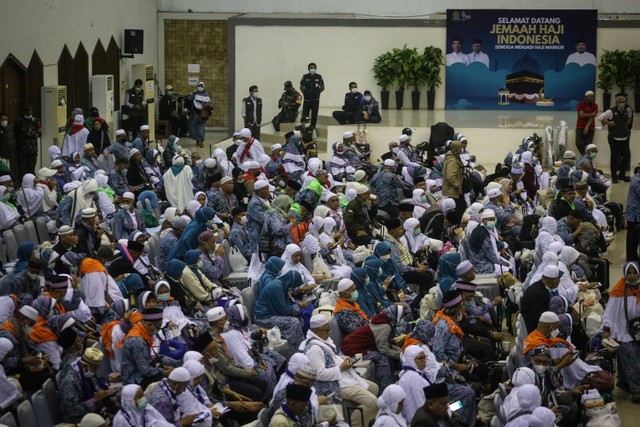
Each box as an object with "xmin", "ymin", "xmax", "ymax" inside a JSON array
[
  {"xmin": 131, "ymin": 63, "xmax": 155, "ymax": 140},
  {"xmin": 91, "ymin": 74, "xmax": 115, "ymax": 137},
  {"xmin": 41, "ymin": 85, "xmax": 68, "ymax": 165}
]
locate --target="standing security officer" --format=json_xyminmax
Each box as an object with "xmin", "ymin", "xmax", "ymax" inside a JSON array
[
  {"xmin": 241, "ymin": 85, "xmax": 262, "ymax": 140},
  {"xmin": 299, "ymin": 62, "xmax": 324, "ymax": 128},
  {"xmin": 159, "ymin": 85, "xmax": 186, "ymax": 136},
  {"xmin": 271, "ymin": 81, "xmax": 302, "ymax": 131},
  {"xmin": 599, "ymin": 93, "xmax": 632, "ymax": 183},
  {"xmin": 123, "ymin": 79, "xmax": 147, "ymax": 136}
]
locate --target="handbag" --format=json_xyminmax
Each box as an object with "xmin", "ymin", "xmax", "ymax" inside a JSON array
[
  {"xmin": 258, "ymin": 223, "xmax": 284, "ymax": 262},
  {"xmin": 317, "ymin": 404, "xmax": 344, "ymax": 423},
  {"xmin": 623, "ymin": 285, "xmax": 640, "ymax": 341},
  {"xmin": 228, "ymin": 245, "xmax": 248, "ymax": 272}
]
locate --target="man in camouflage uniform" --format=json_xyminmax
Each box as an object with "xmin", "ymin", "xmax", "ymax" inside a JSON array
[
  {"xmin": 271, "ymin": 81, "xmax": 302, "ymax": 131},
  {"xmin": 13, "ymin": 105, "xmax": 40, "ymax": 177}
]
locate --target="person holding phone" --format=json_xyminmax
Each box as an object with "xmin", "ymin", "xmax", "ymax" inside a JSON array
[{"xmin": 411, "ymin": 382, "xmax": 461, "ymax": 426}]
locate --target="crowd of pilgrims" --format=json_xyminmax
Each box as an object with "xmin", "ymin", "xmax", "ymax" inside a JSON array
[{"xmin": 0, "ymin": 107, "xmax": 631, "ymax": 427}]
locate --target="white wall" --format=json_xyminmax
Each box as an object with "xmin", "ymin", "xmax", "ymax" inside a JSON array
[
  {"xmin": 1, "ymin": 0, "xmax": 158, "ymax": 99},
  {"xmin": 158, "ymin": 0, "xmax": 640, "ymax": 15}
]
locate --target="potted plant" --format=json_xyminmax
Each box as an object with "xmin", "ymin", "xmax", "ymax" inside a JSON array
[
  {"xmin": 422, "ymin": 46, "xmax": 444, "ymax": 110},
  {"xmin": 372, "ymin": 51, "xmax": 395, "ymax": 110},
  {"xmin": 597, "ymin": 49, "xmax": 616, "ymax": 109},
  {"xmin": 389, "ymin": 45, "xmax": 417, "ymax": 110},
  {"xmin": 628, "ymin": 49, "xmax": 640, "ymax": 111},
  {"xmin": 405, "ymin": 48, "xmax": 425, "ymax": 110}
]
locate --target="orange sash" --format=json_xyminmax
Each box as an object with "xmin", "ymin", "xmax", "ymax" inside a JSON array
[
  {"xmin": 0, "ymin": 320, "xmax": 16, "ymax": 337},
  {"xmin": 101, "ymin": 320, "xmax": 120, "ymax": 358},
  {"xmin": 432, "ymin": 308, "xmax": 464, "ymax": 338},
  {"xmin": 523, "ymin": 329, "xmax": 572, "ymax": 354},
  {"xmin": 119, "ymin": 321, "xmax": 153, "ymax": 348},
  {"xmin": 29, "ymin": 322, "xmax": 58, "ymax": 344},
  {"xmin": 334, "ymin": 298, "xmax": 368, "ymax": 321},
  {"xmin": 402, "ymin": 336, "xmax": 423, "ymax": 351},
  {"xmin": 610, "ymin": 278, "xmax": 640, "ymax": 302}
]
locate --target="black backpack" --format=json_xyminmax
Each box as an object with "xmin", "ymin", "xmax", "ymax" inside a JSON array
[
  {"xmin": 429, "ymin": 122, "xmax": 455, "ymax": 155},
  {"xmin": 519, "ymin": 214, "xmax": 541, "ymax": 241}
]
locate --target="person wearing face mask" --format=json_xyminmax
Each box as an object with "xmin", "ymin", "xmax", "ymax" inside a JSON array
[
  {"xmin": 0, "ymin": 184, "xmax": 20, "ymax": 231},
  {"xmin": 523, "ymin": 312, "xmax": 576, "ymax": 367},
  {"xmin": 14, "ymin": 105, "xmax": 41, "ymax": 178},
  {"xmin": 467, "ymin": 209, "xmax": 511, "ymax": 275},
  {"xmin": 59, "ymin": 347, "xmax": 119, "ymax": 423},
  {"xmin": 112, "ymin": 191, "xmax": 145, "ymax": 241},
  {"xmin": 272, "ymin": 81, "xmax": 302, "ymax": 132},
  {"xmin": 123, "ymin": 79, "xmax": 148, "ymax": 135},
  {"xmin": 196, "ymin": 231, "xmax": 225, "ymax": 286},
  {"xmin": 189, "ymin": 82, "xmax": 214, "ymax": 148},
  {"xmin": 599, "ymin": 93, "xmax": 632, "ymax": 183},
  {"xmin": 371, "ymin": 384, "xmax": 407, "ymax": 427},
  {"xmin": 159, "ymin": 85, "xmax": 186, "ymax": 137},
  {"xmin": 146, "ymin": 367, "xmax": 203, "ymax": 426},
  {"xmin": 120, "ymin": 308, "xmax": 173, "ymax": 387},
  {"xmin": 357, "ymin": 90, "xmax": 382, "ymax": 124},
  {"xmin": 332, "ymin": 82, "xmax": 363, "ymax": 125},
  {"xmin": 170, "ymin": 206, "xmax": 216, "ymax": 261},
  {"xmin": 241, "ymin": 85, "xmax": 263, "ymax": 139},
  {"xmin": 179, "ymin": 249, "xmax": 219, "ymax": 304},
  {"xmin": 229, "ymin": 206, "xmax": 252, "ymax": 261},
  {"xmin": 113, "ymin": 384, "xmax": 174, "ymax": 427},
  {"xmin": 300, "ymin": 63, "xmax": 324, "ymax": 128},
  {"xmin": 1, "ymin": 258, "xmax": 43, "ymax": 306},
  {"xmin": 334, "ymin": 278, "xmax": 370, "ymax": 333}
]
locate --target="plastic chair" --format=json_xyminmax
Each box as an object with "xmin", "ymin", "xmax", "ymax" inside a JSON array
[
  {"xmin": 42, "ymin": 378, "xmax": 60, "ymax": 423},
  {"xmin": 221, "ymin": 239, "xmax": 232, "ymax": 278},
  {"xmin": 301, "ymin": 247, "xmax": 314, "ymax": 272},
  {"xmin": 3, "ymin": 229, "xmax": 19, "ymax": 261},
  {"xmin": 0, "ymin": 412, "xmax": 17, "ymax": 427},
  {"xmin": 329, "ymin": 315, "xmax": 343, "ymax": 351},
  {"xmin": 16, "ymin": 400, "xmax": 38, "ymax": 427},
  {"xmin": 92, "ymin": 341, "xmax": 112, "ymax": 379},
  {"xmin": 36, "ymin": 216, "xmax": 50, "ymax": 243},
  {"xmin": 255, "ymin": 408, "xmax": 270, "ymax": 427},
  {"xmin": 23, "ymin": 220, "xmax": 39, "ymax": 245},
  {"xmin": 31, "ymin": 389, "xmax": 54, "ymax": 427},
  {"xmin": 0, "ymin": 241, "xmax": 7, "ymax": 265},
  {"xmin": 241, "ymin": 287, "xmax": 255, "ymax": 322}
]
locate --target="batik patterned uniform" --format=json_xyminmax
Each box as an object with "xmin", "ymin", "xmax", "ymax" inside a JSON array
[
  {"xmin": 121, "ymin": 336, "xmax": 162, "ymax": 385},
  {"xmin": 157, "ymin": 230, "xmax": 180, "ymax": 274},
  {"xmin": 369, "ymin": 170, "xmax": 404, "ymax": 208},
  {"xmin": 208, "ymin": 188, "xmax": 239, "ymax": 217},
  {"xmin": 229, "ymin": 222, "xmax": 252, "ymax": 260},
  {"xmin": 108, "ymin": 169, "xmax": 129, "ymax": 196}
]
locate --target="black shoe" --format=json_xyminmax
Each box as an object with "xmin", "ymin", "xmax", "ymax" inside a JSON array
[{"xmin": 623, "ymin": 176, "xmax": 631, "ymax": 182}]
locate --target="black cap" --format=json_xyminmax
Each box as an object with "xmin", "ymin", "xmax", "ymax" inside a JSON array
[
  {"xmin": 231, "ymin": 206, "xmax": 246, "ymax": 217},
  {"xmin": 57, "ymin": 327, "xmax": 78, "ymax": 350},
  {"xmin": 423, "ymin": 383, "xmax": 448, "ymax": 400},
  {"xmin": 442, "ymin": 290, "xmax": 462, "ymax": 308},
  {"xmin": 399, "ymin": 202, "xmax": 415, "ymax": 213},
  {"xmin": 192, "ymin": 331, "xmax": 214, "ymax": 352},
  {"xmin": 284, "ymin": 131, "xmax": 295, "ymax": 140},
  {"xmin": 211, "ymin": 172, "xmax": 223, "ymax": 182},
  {"xmin": 386, "ymin": 218, "xmax": 402, "ymax": 230},
  {"xmin": 286, "ymin": 384, "xmax": 312, "ymax": 401},
  {"xmin": 97, "ymin": 245, "xmax": 114, "ymax": 260},
  {"xmin": 232, "ymin": 167, "xmax": 244, "ymax": 179},
  {"xmin": 284, "ymin": 81, "xmax": 293, "ymax": 88},
  {"xmin": 127, "ymin": 240, "xmax": 145, "ymax": 252},
  {"xmin": 414, "ymin": 176, "xmax": 426, "ymax": 185},
  {"xmin": 402, "ymin": 127, "xmax": 413, "ymax": 136},
  {"xmin": 286, "ymin": 180, "xmax": 302, "ymax": 191},
  {"xmin": 299, "ymin": 200, "xmax": 313, "ymax": 213}
]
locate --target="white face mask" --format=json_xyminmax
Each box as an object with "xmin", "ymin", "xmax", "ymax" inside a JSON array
[
  {"xmin": 351, "ymin": 88, "xmax": 358, "ymax": 94},
  {"xmin": 223, "ymin": 321, "xmax": 230, "ymax": 330},
  {"xmin": 0, "ymin": 121, "xmax": 7, "ymax": 127},
  {"xmin": 197, "ymin": 86, "xmax": 204, "ymax": 92},
  {"xmin": 380, "ymin": 254, "xmax": 391, "ymax": 262},
  {"xmin": 123, "ymin": 203, "xmax": 132, "ymax": 210},
  {"xmin": 533, "ymin": 364, "xmax": 549, "ymax": 375},
  {"xmin": 549, "ymin": 328, "xmax": 560, "ymax": 338},
  {"xmin": 364, "ymin": 96, "xmax": 372, "ymax": 102},
  {"xmin": 27, "ymin": 272, "xmax": 39, "ymax": 280},
  {"xmin": 24, "ymin": 326, "xmax": 33, "ymax": 336},
  {"xmin": 239, "ymin": 216, "xmax": 248, "ymax": 225},
  {"xmin": 208, "ymin": 356, "xmax": 219, "ymax": 365},
  {"xmin": 304, "ymin": 123, "xmax": 311, "ymax": 128},
  {"xmin": 252, "ymin": 92, "xmax": 259, "ymax": 97}
]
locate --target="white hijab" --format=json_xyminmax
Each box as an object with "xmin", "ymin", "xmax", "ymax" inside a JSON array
[
  {"xmin": 113, "ymin": 384, "xmax": 173, "ymax": 427},
  {"xmin": 373, "ymin": 384, "xmax": 407, "ymax": 427},
  {"xmin": 272, "ymin": 353, "xmax": 310, "ymax": 401},
  {"xmin": 17, "ymin": 174, "xmax": 44, "ymax": 213},
  {"xmin": 398, "ymin": 345, "xmax": 432, "ymax": 422},
  {"xmin": 280, "ymin": 243, "xmax": 314, "ymax": 285},
  {"xmin": 502, "ymin": 368, "xmax": 536, "ymax": 421}
]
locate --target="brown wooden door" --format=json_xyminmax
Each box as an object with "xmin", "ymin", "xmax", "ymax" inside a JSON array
[{"xmin": 0, "ymin": 54, "xmax": 27, "ymax": 177}]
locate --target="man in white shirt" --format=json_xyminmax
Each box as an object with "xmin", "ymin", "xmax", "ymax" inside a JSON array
[
  {"xmin": 467, "ymin": 38, "xmax": 490, "ymax": 68},
  {"xmin": 302, "ymin": 315, "xmax": 379, "ymax": 427},
  {"xmin": 565, "ymin": 38, "xmax": 596, "ymax": 67},
  {"xmin": 446, "ymin": 36, "xmax": 470, "ymax": 66}
]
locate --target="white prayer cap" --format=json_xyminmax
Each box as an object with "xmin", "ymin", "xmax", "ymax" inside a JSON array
[
  {"xmin": 337, "ymin": 279, "xmax": 355, "ymax": 293},
  {"xmin": 140, "ymin": 125, "xmax": 150, "ymax": 131},
  {"xmin": 183, "ymin": 360, "xmax": 205, "ymax": 379},
  {"xmin": 206, "ymin": 307, "xmax": 226, "ymax": 322},
  {"xmin": 81, "ymin": 207, "xmax": 97, "ymax": 218},
  {"xmin": 355, "ymin": 184, "xmax": 369, "ymax": 195},
  {"xmin": 221, "ymin": 176, "xmax": 233, "ymax": 185},
  {"xmin": 510, "ymin": 162, "xmax": 523, "ymax": 174},
  {"xmin": 0, "ymin": 176, "xmax": 11, "ymax": 183},
  {"xmin": 487, "ymin": 188, "xmax": 502, "ymax": 199},
  {"xmin": 542, "ymin": 265, "xmax": 559, "ymax": 279},
  {"xmin": 539, "ymin": 311, "xmax": 560, "ymax": 323},
  {"xmin": 563, "ymin": 150, "xmax": 576, "ymax": 160},
  {"xmin": 51, "ymin": 160, "xmax": 63, "ymax": 168},
  {"xmin": 254, "ymin": 180, "xmax": 269, "ymax": 190},
  {"xmin": 456, "ymin": 260, "xmax": 473, "ymax": 276},
  {"xmin": 19, "ymin": 306, "xmax": 38, "ymax": 321},
  {"xmin": 354, "ymin": 170, "xmax": 366, "ymax": 182},
  {"xmin": 399, "ymin": 135, "xmax": 409, "ymax": 143},
  {"xmin": 383, "ymin": 159, "xmax": 396, "ymax": 167},
  {"xmin": 165, "ymin": 85, "xmax": 173, "ymax": 91},
  {"xmin": 168, "ymin": 367, "xmax": 191, "ymax": 382},
  {"xmin": 480, "ymin": 209, "xmax": 495, "ymax": 219},
  {"xmin": 63, "ymin": 182, "xmax": 80, "ymax": 193},
  {"xmin": 128, "ymin": 148, "xmax": 140, "ymax": 159},
  {"xmin": 37, "ymin": 167, "xmax": 57, "ymax": 178},
  {"xmin": 204, "ymin": 158, "xmax": 216, "ymax": 168},
  {"xmin": 342, "ymin": 131, "xmax": 354, "ymax": 139},
  {"xmin": 240, "ymin": 128, "xmax": 252, "ymax": 138},
  {"xmin": 57, "ymin": 225, "xmax": 74, "ymax": 236},
  {"xmin": 585, "ymin": 144, "xmax": 597, "ymax": 152},
  {"xmin": 271, "ymin": 143, "xmax": 282, "ymax": 151},
  {"xmin": 310, "ymin": 314, "xmax": 329, "ymax": 329},
  {"xmin": 248, "ymin": 161, "xmax": 260, "ymax": 169},
  {"xmin": 115, "ymin": 129, "xmax": 126, "ymax": 136},
  {"xmin": 585, "ymin": 90, "xmax": 595, "ymax": 96},
  {"xmin": 79, "ymin": 413, "xmax": 107, "ymax": 427},
  {"xmin": 122, "ymin": 192, "xmax": 135, "ymax": 200}
]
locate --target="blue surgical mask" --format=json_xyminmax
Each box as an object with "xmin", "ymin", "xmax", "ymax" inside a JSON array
[
  {"xmin": 309, "ymin": 69, "xmax": 317, "ymax": 75},
  {"xmin": 486, "ymin": 220, "xmax": 496, "ymax": 230},
  {"xmin": 136, "ymin": 397, "xmax": 148, "ymax": 409}
]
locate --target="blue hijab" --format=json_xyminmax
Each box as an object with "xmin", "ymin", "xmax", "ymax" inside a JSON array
[
  {"xmin": 170, "ymin": 207, "xmax": 215, "ymax": 260},
  {"xmin": 15, "ymin": 242, "xmax": 35, "ymax": 274},
  {"xmin": 373, "ymin": 241, "xmax": 405, "ymax": 289},
  {"xmin": 257, "ymin": 257, "xmax": 286, "ymax": 295},
  {"xmin": 363, "ymin": 256, "xmax": 392, "ymax": 309},
  {"xmin": 254, "ymin": 270, "xmax": 302, "ymax": 319},
  {"xmin": 184, "ymin": 249, "xmax": 206, "ymax": 284},
  {"xmin": 166, "ymin": 259, "xmax": 186, "ymax": 281},
  {"xmin": 438, "ymin": 253, "xmax": 461, "ymax": 293},
  {"xmin": 351, "ymin": 267, "xmax": 375, "ymax": 318}
]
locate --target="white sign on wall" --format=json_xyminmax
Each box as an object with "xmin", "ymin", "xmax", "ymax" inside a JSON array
[{"xmin": 188, "ymin": 64, "xmax": 200, "ymax": 73}]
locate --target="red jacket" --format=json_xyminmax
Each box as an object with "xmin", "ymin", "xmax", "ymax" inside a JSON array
[{"xmin": 340, "ymin": 312, "xmax": 389, "ymax": 357}]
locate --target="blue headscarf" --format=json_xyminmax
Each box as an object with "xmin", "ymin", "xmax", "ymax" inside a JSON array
[
  {"xmin": 170, "ymin": 207, "xmax": 215, "ymax": 260},
  {"xmin": 14, "ymin": 242, "xmax": 35, "ymax": 274},
  {"xmin": 438, "ymin": 253, "xmax": 461, "ymax": 293},
  {"xmin": 258, "ymin": 257, "xmax": 286, "ymax": 295},
  {"xmin": 351, "ymin": 267, "xmax": 375, "ymax": 318},
  {"xmin": 185, "ymin": 249, "xmax": 205, "ymax": 285},
  {"xmin": 279, "ymin": 270, "xmax": 303, "ymax": 291},
  {"xmin": 167, "ymin": 259, "xmax": 186, "ymax": 281},
  {"xmin": 363, "ymin": 256, "xmax": 393, "ymax": 309},
  {"xmin": 373, "ymin": 241, "xmax": 405, "ymax": 289},
  {"xmin": 254, "ymin": 270, "xmax": 302, "ymax": 319}
]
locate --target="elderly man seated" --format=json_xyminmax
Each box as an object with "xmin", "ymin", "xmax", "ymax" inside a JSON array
[
  {"xmin": 520, "ymin": 266, "xmax": 561, "ymax": 334},
  {"xmin": 485, "ymin": 187, "xmax": 522, "ymax": 239}
]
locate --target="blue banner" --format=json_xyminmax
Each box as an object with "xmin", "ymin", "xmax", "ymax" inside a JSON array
[{"xmin": 445, "ymin": 9, "xmax": 597, "ymax": 110}]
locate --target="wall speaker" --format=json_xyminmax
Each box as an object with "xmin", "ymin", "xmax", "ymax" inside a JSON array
[{"xmin": 124, "ymin": 29, "xmax": 144, "ymax": 55}]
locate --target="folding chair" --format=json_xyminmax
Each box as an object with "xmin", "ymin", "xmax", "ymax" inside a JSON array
[
  {"xmin": 0, "ymin": 412, "xmax": 17, "ymax": 427},
  {"xmin": 31, "ymin": 390, "xmax": 54, "ymax": 427},
  {"xmin": 36, "ymin": 216, "xmax": 51, "ymax": 243},
  {"xmin": 12, "ymin": 224, "xmax": 28, "ymax": 245},
  {"xmin": 16, "ymin": 401, "xmax": 38, "ymax": 427},
  {"xmin": 23, "ymin": 220, "xmax": 39, "ymax": 245},
  {"xmin": 2, "ymin": 229, "xmax": 19, "ymax": 262}
]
